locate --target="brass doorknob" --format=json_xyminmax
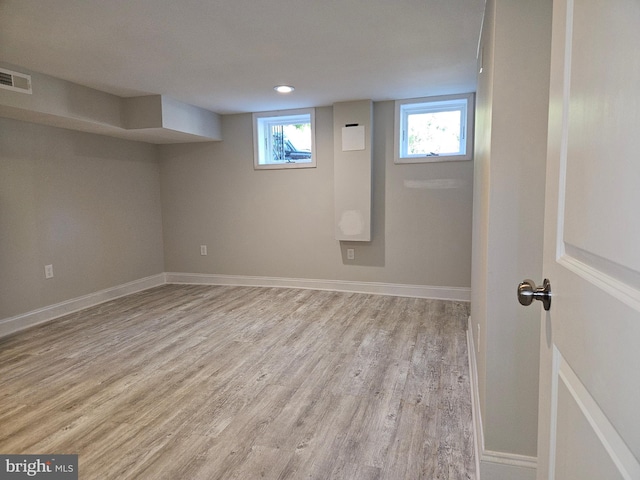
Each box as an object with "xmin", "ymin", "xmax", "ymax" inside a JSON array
[{"xmin": 517, "ymin": 279, "xmax": 552, "ymax": 311}]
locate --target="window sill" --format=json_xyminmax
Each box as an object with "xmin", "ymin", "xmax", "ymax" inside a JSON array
[{"xmin": 394, "ymin": 154, "xmax": 473, "ymax": 164}]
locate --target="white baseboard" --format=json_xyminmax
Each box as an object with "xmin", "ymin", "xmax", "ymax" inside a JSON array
[
  {"xmin": 0, "ymin": 273, "xmax": 166, "ymax": 338},
  {"xmin": 0, "ymin": 272, "xmax": 469, "ymax": 339},
  {"xmin": 480, "ymin": 451, "xmax": 537, "ymax": 480},
  {"xmin": 165, "ymin": 272, "xmax": 471, "ymax": 302},
  {"xmin": 467, "ymin": 316, "xmax": 484, "ymax": 477},
  {"xmin": 467, "ymin": 317, "xmax": 538, "ymax": 480}
]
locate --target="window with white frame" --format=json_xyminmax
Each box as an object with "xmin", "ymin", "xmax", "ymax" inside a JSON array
[
  {"xmin": 253, "ymin": 108, "xmax": 316, "ymax": 169},
  {"xmin": 395, "ymin": 93, "xmax": 474, "ymax": 163}
]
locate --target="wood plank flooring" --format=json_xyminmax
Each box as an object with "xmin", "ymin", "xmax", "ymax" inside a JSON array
[{"xmin": 0, "ymin": 285, "xmax": 475, "ymax": 479}]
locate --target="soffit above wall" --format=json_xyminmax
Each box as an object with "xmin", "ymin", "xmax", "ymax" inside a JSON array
[{"xmin": 0, "ymin": 65, "xmax": 222, "ymax": 144}]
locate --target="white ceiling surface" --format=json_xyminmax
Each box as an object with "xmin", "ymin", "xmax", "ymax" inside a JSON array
[{"xmin": 0, "ymin": 0, "xmax": 485, "ymax": 115}]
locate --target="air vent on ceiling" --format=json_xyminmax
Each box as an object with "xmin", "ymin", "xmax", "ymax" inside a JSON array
[{"xmin": 0, "ymin": 68, "xmax": 32, "ymax": 94}]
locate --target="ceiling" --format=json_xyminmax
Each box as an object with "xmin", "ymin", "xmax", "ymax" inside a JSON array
[{"xmin": 0, "ymin": 0, "xmax": 485, "ymax": 115}]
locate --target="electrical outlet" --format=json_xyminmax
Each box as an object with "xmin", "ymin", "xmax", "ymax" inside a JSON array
[
  {"xmin": 44, "ymin": 264, "xmax": 54, "ymax": 279},
  {"xmin": 346, "ymin": 248, "xmax": 355, "ymax": 260},
  {"xmin": 200, "ymin": 245, "xmax": 207, "ymax": 256}
]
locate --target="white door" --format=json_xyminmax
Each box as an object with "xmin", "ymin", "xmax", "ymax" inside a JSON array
[{"xmin": 535, "ymin": 0, "xmax": 640, "ymax": 478}]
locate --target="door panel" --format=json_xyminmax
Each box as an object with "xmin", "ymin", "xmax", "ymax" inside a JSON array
[
  {"xmin": 563, "ymin": 0, "xmax": 640, "ymax": 272},
  {"xmin": 553, "ymin": 348, "xmax": 638, "ymax": 479},
  {"xmin": 538, "ymin": 0, "xmax": 640, "ymax": 478}
]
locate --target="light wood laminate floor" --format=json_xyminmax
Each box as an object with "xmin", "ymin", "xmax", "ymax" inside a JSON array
[{"xmin": 0, "ymin": 285, "xmax": 475, "ymax": 479}]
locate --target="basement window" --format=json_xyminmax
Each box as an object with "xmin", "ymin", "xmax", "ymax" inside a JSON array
[
  {"xmin": 395, "ymin": 93, "xmax": 474, "ymax": 163},
  {"xmin": 253, "ymin": 108, "xmax": 316, "ymax": 169}
]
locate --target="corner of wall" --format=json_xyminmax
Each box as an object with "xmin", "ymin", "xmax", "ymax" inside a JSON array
[
  {"xmin": 467, "ymin": 316, "xmax": 538, "ymax": 480},
  {"xmin": 0, "ymin": 274, "xmax": 166, "ymax": 339}
]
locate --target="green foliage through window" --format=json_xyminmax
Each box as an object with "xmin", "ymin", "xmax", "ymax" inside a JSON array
[{"xmin": 396, "ymin": 94, "xmax": 474, "ymax": 163}]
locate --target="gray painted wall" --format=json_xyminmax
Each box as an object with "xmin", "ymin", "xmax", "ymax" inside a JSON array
[
  {"xmin": 0, "ymin": 117, "xmax": 165, "ymax": 319},
  {"xmin": 1, "ymin": 99, "xmax": 473, "ymax": 321},
  {"xmin": 471, "ymin": 0, "xmax": 552, "ymax": 459},
  {"xmin": 159, "ymin": 101, "xmax": 473, "ymax": 287}
]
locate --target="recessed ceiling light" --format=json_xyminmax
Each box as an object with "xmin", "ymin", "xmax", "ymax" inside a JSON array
[{"xmin": 274, "ymin": 85, "xmax": 295, "ymax": 94}]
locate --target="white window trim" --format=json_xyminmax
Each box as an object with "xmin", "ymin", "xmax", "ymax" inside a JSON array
[
  {"xmin": 394, "ymin": 93, "xmax": 474, "ymax": 164},
  {"xmin": 252, "ymin": 108, "xmax": 316, "ymax": 170}
]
